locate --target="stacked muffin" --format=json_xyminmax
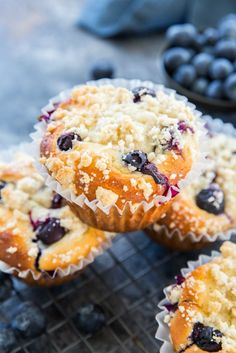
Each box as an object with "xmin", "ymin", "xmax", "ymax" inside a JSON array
[{"xmin": 2, "ymin": 78, "xmax": 236, "ymax": 288}]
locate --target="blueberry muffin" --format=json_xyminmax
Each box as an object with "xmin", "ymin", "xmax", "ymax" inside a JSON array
[
  {"xmin": 146, "ymin": 132, "xmax": 236, "ymax": 251},
  {"xmin": 164, "ymin": 241, "xmax": 236, "ymax": 353},
  {"xmin": 0, "ymin": 152, "xmax": 113, "ymax": 286},
  {"xmin": 37, "ymin": 81, "xmax": 205, "ymax": 232}
]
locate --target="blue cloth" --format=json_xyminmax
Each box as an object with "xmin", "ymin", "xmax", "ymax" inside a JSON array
[{"xmin": 79, "ymin": 0, "xmax": 188, "ymax": 37}]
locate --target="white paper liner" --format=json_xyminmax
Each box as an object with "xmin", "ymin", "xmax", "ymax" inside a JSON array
[
  {"xmin": 156, "ymin": 249, "xmax": 220, "ymax": 353},
  {"xmin": 149, "ymin": 115, "xmax": 236, "ymax": 245},
  {"xmin": 30, "ymin": 78, "xmax": 207, "ymax": 216},
  {"xmin": 0, "ymin": 143, "xmax": 116, "ymax": 280}
]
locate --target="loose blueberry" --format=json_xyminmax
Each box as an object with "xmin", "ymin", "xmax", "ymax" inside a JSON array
[
  {"xmin": 73, "ymin": 303, "xmax": 106, "ymax": 335},
  {"xmin": 164, "ymin": 47, "xmax": 193, "ymax": 73},
  {"xmin": 196, "ymin": 184, "xmax": 225, "ymax": 215},
  {"xmin": 206, "ymin": 80, "xmax": 223, "ymax": 100},
  {"xmin": 193, "ymin": 33, "xmax": 207, "ymax": 51},
  {"xmin": 173, "ymin": 64, "xmax": 196, "ymax": 88},
  {"xmin": 51, "ymin": 193, "xmax": 64, "ymax": 209},
  {"xmin": 142, "ymin": 163, "xmax": 168, "ymax": 186},
  {"xmin": 192, "ymin": 53, "xmax": 213, "ymax": 76},
  {"xmin": 11, "ymin": 301, "xmax": 46, "ymax": 338},
  {"xmin": 122, "ymin": 151, "xmax": 147, "ymax": 171},
  {"xmin": 0, "ymin": 273, "xmax": 12, "ymax": 302},
  {"xmin": 192, "ymin": 322, "xmax": 222, "ymax": 352},
  {"xmin": 203, "ymin": 27, "xmax": 219, "ymax": 45},
  {"xmin": 0, "ymin": 181, "xmax": 6, "ymax": 200},
  {"xmin": 166, "ymin": 24, "xmax": 197, "ymax": 47},
  {"xmin": 209, "ymin": 58, "xmax": 233, "ymax": 80},
  {"xmin": 215, "ymin": 39, "xmax": 236, "ymax": 61},
  {"xmin": 218, "ymin": 14, "xmax": 236, "ymax": 39},
  {"xmin": 224, "ymin": 73, "xmax": 236, "ymax": 100},
  {"xmin": 0, "ymin": 323, "xmax": 17, "ymax": 353},
  {"xmin": 90, "ymin": 60, "xmax": 114, "ymax": 80},
  {"xmin": 36, "ymin": 217, "xmax": 66, "ymax": 245},
  {"xmin": 132, "ymin": 86, "xmax": 156, "ymax": 103},
  {"xmin": 57, "ymin": 132, "xmax": 81, "ymax": 151},
  {"xmin": 192, "ymin": 78, "xmax": 209, "ymax": 95}
]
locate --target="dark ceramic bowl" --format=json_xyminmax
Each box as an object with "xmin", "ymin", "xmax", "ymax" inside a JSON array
[{"xmin": 160, "ymin": 48, "xmax": 236, "ymax": 113}]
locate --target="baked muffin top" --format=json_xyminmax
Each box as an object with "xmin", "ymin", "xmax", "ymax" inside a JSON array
[
  {"xmin": 0, "ymin": 152, "xmax": 109, "ymax": 274},
  {"xmin": 39, "ymin": 84, "xmax": 204, "ymax": 208},
  {"xmin": 165, "ymin": 241, "xmax": 236, "ymax": 353},
  {"xmin": 158, "ymin": 132, "xmax": 236, "ymax": 235}
]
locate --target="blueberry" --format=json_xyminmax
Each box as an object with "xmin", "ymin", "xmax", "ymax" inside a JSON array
[
  {"xmin": 51, "ymin": 193, "xmax": 64, "ymax": 209},
  {"xmin": 73, "ymin": 303, "xmax": 106, "ymax": 335},
  {"xmin": 0, "ymin": 181, "xmax": 6, "ymax": 200},
  {"xmin": 203, "ymin": 27, "xmax": 219, "ymax": 45},
  {"xmin": 218, "ymin": 14, "xmax": 236, "ymax": 39},
  {"xmin": 209, "ymin": 58, "xmax": 233, "ymax": 80},
  {"xmin": 192, "ymin": 322, "xmax": 222, "ymax": 352},
  {"xmin": 193, "ymin": 34, "xmax": 207, "ymax": 51},
  {"xmin": 173, "ymin": 64, "xmax": 196, "ymax": 88},
  {"xmin": 224, "ymin": 73, "xmax": 236, "ymax": 100},
  {"xmin": 196, "ymin": 184, "xmax": 225, "ymax": 215},
  {"xmin": 192, "ymin": 53, "xmax": 213, "ymax": 76},
  {"xmin": 0, "ymin": 323, "xmax": 17, "ymax": 353},
  {"xmin": 166, "ymin": 24, "xmax": 197, "ymax": 47},
  {"xmin": 175, "ymin": 274, "xmax": 185, "ymax": 285},
  {"xmin": 163, "ymin": 47, "xmax": 192, "ymax": 73},
  {"xmin": 11, "ymin": 301, "xmax": 46, "ymax": 338},
  {"xmin": 122, "ymin": 151, "xmax": 147, "ymax": 171},
  {"xmin": 206, "ymin": 80, "xmax": 223, "ymax": 100},
  {"xmin": 39, "ymin": 102, "xmax": 60, "ymax": 123},
  {"xmin": 0, "ymin": 273, "xmax": 12, "ymax": 302},
  {"xmin": 215, "ymin": 39, "xmax": 236, "ymax": 61},
  {"xmin": 164, "ymin": 303, "xmax": 178, "ymax": 312},
  {"xmin": 203, "ymin": 46, "xmax": 215, "ymax": 56},
  {"xmin": 132, "ymin": 86, "xmax": 156, "ymax": 103},
  {"xmin": 57, "ymin": 132, "xmax": 81, "ymax": 151},
  {"xmin": 36, "ymin": 217, "xmax": 66, "ymax": 245},
  {"xmin": 90, "ymin": 60, "xmax": 114, "ymax": 80},
  {"xmin": 141, "ymin": 163, "xmax": 168, "ymax": 186},
  {"xmin": 192, "ymin": 78, "xmax": 208, "ymax": 95}
]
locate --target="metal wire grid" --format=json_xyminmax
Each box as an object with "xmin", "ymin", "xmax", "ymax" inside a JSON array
[{"xmin": 3, "ymin": 231, "xmax": 221, "ymax": 353}]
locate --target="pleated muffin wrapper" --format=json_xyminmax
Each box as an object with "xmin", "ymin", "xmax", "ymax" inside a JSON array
[
  {"xmin": 156, "ymin": 249, "xmax": 219, "ymax": 353},
  {"xmin": 0, "ymin": 143, "xmax": 115, "ymax": 286},
  {"xmin": 146, "ymin": 115, "xmax": 236, "ymax": 251},
  {"xmin": 30, "ymin": 78, "xmax": 207, "ymax": 232}
]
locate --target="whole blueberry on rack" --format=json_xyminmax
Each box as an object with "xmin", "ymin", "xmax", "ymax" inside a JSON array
[
  {"xmin": 132, "ymin": 86, "xmax": 156, "ymax": 103},
  {"xmin": 122, "ymin": 151, "xmax": 147, "ymax": 171},
  {"xmin": 196, "ymin": 184, "xmax": 225, "ymax": 215},
  {"xmin": 57, "ymin": 132, "xmax": 81, "ymax": 151},
  {"xmin": 192, "ymin": 322, "xmax": 222, "ymax": 352},
  {"xmin": 36, "ymin": 217, "xmax": 66, "ymax": 245},
  {"xmin": 11, "ymin": 301, "xmax": 46, "ymax": 338},
  {"xmin": 74, "ymin": 303, "xmax": 106, "ymax": 334},
  {"xmin": 90, "ymin": 60, "xmax": 114, "ymax": 80},
  {"xmin": 0, "ymin": 322, "xmax": 17, "ymax": 353}
]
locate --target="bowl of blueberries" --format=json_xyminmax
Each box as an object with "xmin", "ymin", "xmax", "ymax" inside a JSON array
[{"xmin": 161, "ymin": 14, "xmax": 236, "ymax": 111}]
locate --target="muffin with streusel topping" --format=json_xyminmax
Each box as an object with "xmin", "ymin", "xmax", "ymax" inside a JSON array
[
  {"xmin": 36, "ymin": 80, "xmax": 205, "ymax": 232},
  {"xmin": 162, "ymin": 241, "xmax": 236, "ymax": 353},
  {"xmin": 0, "ymin": 151, "xmax": 113, "ymax": 286},
  {"xmin": 146, "ymin": 131, "xmax": 236, "ymax": 251}
]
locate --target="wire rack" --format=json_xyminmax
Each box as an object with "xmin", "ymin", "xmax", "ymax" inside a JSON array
[{"xmin": 1, "ymin": 231, "xmax": 225, "ymax": 353}]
